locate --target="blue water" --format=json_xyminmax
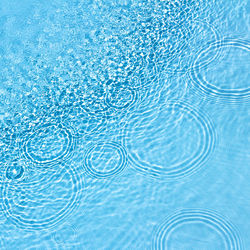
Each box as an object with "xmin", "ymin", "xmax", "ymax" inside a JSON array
[{"xmin": 0, "ymin": 0, "xmax": 249, "ymax": 249}]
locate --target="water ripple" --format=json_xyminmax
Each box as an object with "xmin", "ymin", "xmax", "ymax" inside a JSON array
[
  {"xmin": 51, "ymin": 222, "xmax": 79, "ymax": 249},
  {"xmin": 83, "ymin": 141, "xmax": 127, "ymax": 179},
  {"xmin": 152, "ymin": 209, "xmax": 243, "ymax": 250},
  {"xmin": 5, "ymin": 161, "xmax": 25, "ymax": 181},
  {"xmin": 21, "ymin": 123, "xmax": 75, "ymax": 165},
  {"xmin": 1, "ymin": 162, "xmax": 84, "ymax": 230},
  {"xmin": 124, "ymin": 101, "xmax": 216, "ymax": 179},
  {"xmin": 190, "ymin": 38, "xmax": 250, "ymax": 102},
  {"xmin": 159, "ymin": 19, "xmax": 221, "ymax": 74},
  {"xmin": 105, "ymin": 84, "xmax": 138, "ymax": 110}
]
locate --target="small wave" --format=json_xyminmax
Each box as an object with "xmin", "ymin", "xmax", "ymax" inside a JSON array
[
  {"xmin": 159, "ymin": 19, "xmax": 221, "ymax": 74},
  {"xmin": 124, "ymin": 101, "xmax": 215, "ymax": 180},
  {"xmin": 1, "ymin": 162, "xmax": 84, "ymax": 230},
  {"xmin": 152, "ymin": 209, "xmax": 243, "ymax": 250},
  {"xmin": 22, "ymin": 123, "xmax": 75, "ymax": 165},
  {"xmin": 190, "ymin": 38, "xmax": 250, "ymax": 102},
  {"xmin": 105, "ymin": 84, "xmax": 138, "ymax": 110},
  {"xmin": 83, "ymin": 141, "xmax": 127, "ymax": 178}
]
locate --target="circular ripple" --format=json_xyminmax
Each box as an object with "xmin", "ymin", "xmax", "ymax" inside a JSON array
[
  {"xmin": 152, "ymin": 209, "xmax": 242, "ymax": 250},
  {"xmin": 124, "ymin": 101, "xmax": 215, "ymax": 179},
  {"xmin": 6, "ymin": 162, "xmax": 25, "ymax": 181},
  {"xmin": 105, "ymin": 85, "xmax": 138, "ymax": 110},
  {"xmin": 22, "ymin": 123, "xmax": 74, "ymax": 165},
  {"xmin": 84, "ymin": 141, "xmax": 127, "ymax": 178},
  {"xmin": 160, "ymin": 20, "xmax": 221, "ymax": 74},
  {"xmin": 190, "ymin": 38, "xmax": 250, "ymax": 101},
  {"xmin": 0, "ymin": 148, "xmax": 28, "ymax": 184},
  {"xmin": 52, "ymin": 222, "xmax": 78, "ymax": 247},
  {"xmin": 2, "ymin": 162, "xmax": 84, "ymax": 230}
]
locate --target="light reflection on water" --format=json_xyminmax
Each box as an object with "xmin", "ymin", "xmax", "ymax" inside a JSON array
[{"xmin": 0, "ymin": 0, "xmax": 249, "ymax": 249}]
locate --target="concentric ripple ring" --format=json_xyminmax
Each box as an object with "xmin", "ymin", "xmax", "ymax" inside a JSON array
[
  {"xmin": 84, "ymin": 141, "xmax": 127, "ymax": 178},
  {"xmin": 105, "ymin": 86, "xmax": 138, "ymax": 110},
  {"xmin": 23, "ymin": 123, "xmax": 74, "ymax": 165},
  {"xmin": 190, "ymin": 38, "xmax": 250, "ymax": 100},
  {"xmin": 5, "ymin": 162, "xmax": 25, "ymax": 181},
  {"xmin": 1, "ymin": 162, "xmax": 84, "ymax": 230},
  {"xmin": 123, "ymin": 101, "xmax": 215, "ymax": 179},
  {"xmin": 152, "ymin": 209, "xmax": 243, "ymax": 250},
  {"xmin": 162, "ymin": 19, "xmax": 221, "ymax": 74}
]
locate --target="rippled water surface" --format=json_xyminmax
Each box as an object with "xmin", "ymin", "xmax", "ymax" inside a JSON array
[{"xmin": 0, "ymin": 0, "xmax": 249, "ymax": 249}]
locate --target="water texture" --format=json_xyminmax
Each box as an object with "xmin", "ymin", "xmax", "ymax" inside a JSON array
[{"xmin": 0, "ymin": 0, "xmax": 249, "ymax": 249}]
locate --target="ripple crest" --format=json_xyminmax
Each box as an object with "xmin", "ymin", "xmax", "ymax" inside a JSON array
[
  {"xmin": 124, "ymin": 101, "xmax": 215, "ymax": 179},
  {"xmin": 152, "ymin": 209, "xmax": 243, "ymax": 250},
  {"xmin": 84, "ymin": 141, "xmax": 127, "ymax": 178}
]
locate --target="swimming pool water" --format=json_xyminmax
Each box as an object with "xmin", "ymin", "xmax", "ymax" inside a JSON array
[{"xmin": 0, "ymin": 0, "xmax": 249, "ymax": 249}]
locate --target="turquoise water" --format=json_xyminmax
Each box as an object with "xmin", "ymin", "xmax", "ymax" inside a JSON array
[{"xmin": 0, "ymin": 0, "xmax": 249, "ymax": 249}]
